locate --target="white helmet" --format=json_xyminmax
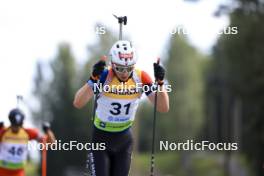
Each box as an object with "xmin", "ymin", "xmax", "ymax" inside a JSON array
[{"xmin": 109, "ymin": 40, "xmax": 137, "ymax": 66}]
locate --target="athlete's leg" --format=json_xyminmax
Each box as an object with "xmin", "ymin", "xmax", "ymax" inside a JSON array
[
  {"xmin": 91, "ymin": 128, "xmax": 111, "ymax": 176},
  {"xmin": 89, "ymin": 150, "xmax": 109, "ymax": 176},
  {"xmin": 91, "ymin": 127, "xmax": 133, "ymax": 176},
  {"xmin": 110, "ymin": 130, "xmax": 133, "ymax": 176}
]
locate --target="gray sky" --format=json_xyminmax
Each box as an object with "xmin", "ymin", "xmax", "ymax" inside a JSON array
[{"xmin": 0, "ymin": 0, "xmax": 228, "ymax": 125}]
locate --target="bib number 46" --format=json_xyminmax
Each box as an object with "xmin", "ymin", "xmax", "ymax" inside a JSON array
[
  {"xmin": 110, "ymin": 102, "xmax": 131, "ymax": 115},
  {"xmin": 8, "ymin": 146, "xmax": 24, "ymax": 156}
]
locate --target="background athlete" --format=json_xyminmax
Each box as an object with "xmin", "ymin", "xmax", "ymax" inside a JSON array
[
  {"xmin": 73, "ymin": 40, "xmax": 169, "ymax": 176},
  {"xmin": 0, "ymin": 108, "xmax": 56, "ymax": 176}
]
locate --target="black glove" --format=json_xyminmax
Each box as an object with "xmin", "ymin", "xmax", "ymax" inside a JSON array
[
  {"xmin": 42, "ymin": 122, "xmax": 51, "ymax": 133},
  {"xmin": 153, "ymin": 63, "xmax": 165, "ymax": 85},
  {"xmin": 0, "ymin": 122, "xmax": 4, "ymax": 128},
  {"xmin": 91, "ymin": 60, "xmax": 106, "ymax": 80}
]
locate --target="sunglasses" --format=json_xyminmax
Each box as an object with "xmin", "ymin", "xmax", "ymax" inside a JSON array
[{"xmin": 113, "ymin": 65, "xmax": 134, "ymax": 73}]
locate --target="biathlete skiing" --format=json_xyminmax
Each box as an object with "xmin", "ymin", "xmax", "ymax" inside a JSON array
[
  {"xmin": 0, "ymin": 107, "xmax": 56, "ymax": 176},
  {"xmin": 73, "ymin": 15, "xmax": 169, "ymax": 176}
]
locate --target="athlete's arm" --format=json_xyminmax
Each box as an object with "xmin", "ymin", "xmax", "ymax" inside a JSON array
[
  {"xmin": 73, "ymin": 59, "xmax": 106, "ymax": 109},
  {"xmin": 25, "ymin": 128, "xmax": 56, "ymax": 144},
  {"xmin": 44, "ymin": 129, "xmax": 56, "ymax": 143},
  {"xmin": 73, "ymin": 84, "xmax": 94, "ymax": 109}
]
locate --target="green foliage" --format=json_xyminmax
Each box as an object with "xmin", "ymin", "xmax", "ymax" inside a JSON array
[
  {"xmin": 209, "ymin": 1, "xmax": 264, "ymax": 175},
  {"xmin": 165, "ymin": 35, "xmax": 206, "ymax": 140}
]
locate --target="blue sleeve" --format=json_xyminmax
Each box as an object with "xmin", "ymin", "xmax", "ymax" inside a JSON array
[
  {"xmin": 87, "ymin": 69, "xmax": 108, "ymax": 92},
  {"xmin": 99, "ymin": 69, "xmax": 108, "ymax": 85}
]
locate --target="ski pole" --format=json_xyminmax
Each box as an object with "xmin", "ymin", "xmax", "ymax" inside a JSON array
[
  {"xmin": 150, "ymin": 58, "xmax": 160, "ymax": 176},
  {"xmin": 15, "ymin": 95, "xmax": 48, "ymax": 175},
  {"xmin": 86, "ymin": 55, "xmax": 107, "ymax": 175},
  {"xmin": 41, "ymin": 122, "xmax": 50, "ymax": 176},
  {"xmin": 113, "ymin": 14, "xmax": 127, "ymax": 40},
  {"xmin": 16, "ymin": 95, "xmax": 23, "ymax": 108},
  {"xmin": 41, "ymin": 135, "xmax": 47, "ymax": 176}
]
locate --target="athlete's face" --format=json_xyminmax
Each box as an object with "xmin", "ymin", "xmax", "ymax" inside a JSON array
[
  {"xmin": 11, "ymin": 126, "xmax": 20, "ymax": 133},
  {"xmin": 116, "ymin": 71, "xmax": 130, "ymax": 81},
  {"xmin": 112, "ymin": 64, "xmax": 134, "ymax": 81}
]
